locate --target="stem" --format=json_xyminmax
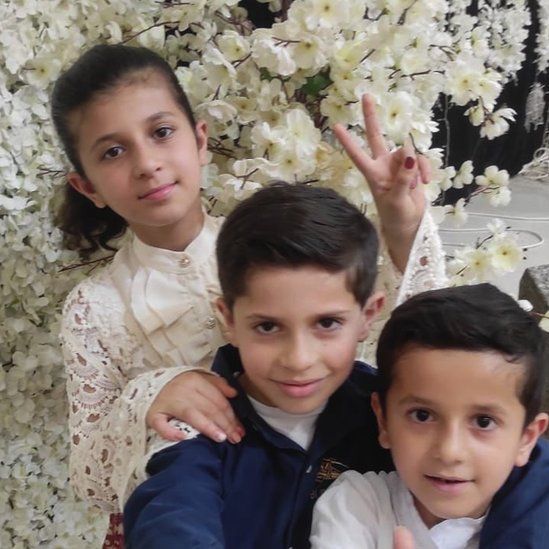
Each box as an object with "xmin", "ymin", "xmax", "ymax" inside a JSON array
[
  {"xmin": 59, "ymin": 255, "xmax": 115, "ymax": 273},
  {"xmin": 121, "ymin": 21, "xmax": 179, "ymax": 45}
]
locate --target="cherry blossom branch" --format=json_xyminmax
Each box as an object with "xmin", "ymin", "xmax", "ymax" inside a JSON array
[{"xmin": 121, "ymin": 21, "xmax": 179, "ymax": 45}]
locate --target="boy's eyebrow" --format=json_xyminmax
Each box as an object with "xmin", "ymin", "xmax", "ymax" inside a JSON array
[
  {"xmin": 470, "ymin": 403, "xmax": 510, "ymax": 417},
  {"xmin": 89, "ymin": 111, "xmax": 176, "ymax": 152},
  {"xmin": 397, "ymin": 396, "xmax": 510, "ymax": 417},
  {"xmin": 243, "ymin": 309, "xmax": 353, "ymax": 322},
  {"xmin": 397, "ymin": 396, "xmax": 436, "ymax": 407}
]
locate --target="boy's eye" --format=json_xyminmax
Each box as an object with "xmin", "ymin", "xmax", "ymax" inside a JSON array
[
  {"xmin": 154, "ymin": 126, "xmax": 174, "ymax": 139},
  {"xmin": 255, "ymin": 321, "xmax": 278, "ymax": 335},
  {"xmin": 317, "ymin": 317, "xmax": 341, "ymax": 330},
  {"xmin": 103, "ymin": 146, "xmax": 124, "ymax": 159},
  {"xmin": 409, "ymin": 409, "xmax": 432, "ymax": 423},
  {"xmin": 473, "ymin": 415, "xmax": 496, "ymax": 430}
]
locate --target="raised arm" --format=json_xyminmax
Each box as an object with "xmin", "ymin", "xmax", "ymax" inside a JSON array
[
  {"xmin": 334, "ymin": 94, "xmax": 430, "ymax": 273},
  {"xmin": 342, "ymin": 96, "xmax": 448, "ymax": 362}
]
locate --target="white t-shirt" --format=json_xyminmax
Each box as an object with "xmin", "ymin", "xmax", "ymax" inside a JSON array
[
  {"xmin": 249, "ymin": 396, "xmax": 326, "ymax": 450},
  {"xmin": 310, "ymin": 470, "xmax": 484, "ymax": 549}
]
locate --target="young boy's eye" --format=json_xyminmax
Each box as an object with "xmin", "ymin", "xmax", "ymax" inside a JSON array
[
  {"xmin": 255, "ymin": 321, "xmax": 278, "ymax": 335},
  {"xmin": 154, "ymin": 126, "xmax": 174, "ymax": 139},
  {"xmin": 317, "ymin": 317, "xmax": 341, "ymax": 330},
  {"xmin": 409, "ymin": 409, "xmax": 432, "ymax": 423},
  {"xmin": 103, "ymin": 146, "xmax": 124, "ymax": 160},
  {"xmin": 473, "ymin": 415, "xmax": 496, "ymax": 430}
]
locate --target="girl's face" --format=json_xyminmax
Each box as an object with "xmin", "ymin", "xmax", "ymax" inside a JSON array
[{"xmin": 67, "ymin": 76, "xmax": 208, "ymax": 249}]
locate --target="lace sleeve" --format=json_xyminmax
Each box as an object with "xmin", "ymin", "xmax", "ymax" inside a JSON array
[
  {"xmin": 61, "ymin": 285, "xmax": 194, "ymax": 512},
  {"xmin": 357, "ymin": 209, "xmax": 448, "ymax": 363}
]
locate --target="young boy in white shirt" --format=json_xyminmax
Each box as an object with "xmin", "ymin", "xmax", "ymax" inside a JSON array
[{"xmin": 310, "ymin": 283, "xmax": 549, "ymax": 549}]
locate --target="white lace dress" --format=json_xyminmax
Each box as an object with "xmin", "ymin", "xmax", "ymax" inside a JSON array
[{"xmin": 60, "ymin": 210, "xmax": 447, "ymax": 512}]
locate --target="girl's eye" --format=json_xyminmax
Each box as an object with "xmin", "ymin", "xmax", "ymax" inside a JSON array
[
  {"xmin": 155, "ymin": 126, "xmax": 174, "ymax": 139},
  {"xmin": 409, "ymin": 409, "xmax": 432, "ymax": 423},
  {"xmin": 103, "ymin": 146, "xmax": 124, "ymax": 159},
  {"xmin": 255, "ymin": 322, "xmax": 278, "ymax": 335},
  {"xmin": 317, "ymin": 317, "xmax": 341, "ymax": 330},
  {"xmin": 473, "ymin": 415, "xmax": 496, "ymax": 431}
]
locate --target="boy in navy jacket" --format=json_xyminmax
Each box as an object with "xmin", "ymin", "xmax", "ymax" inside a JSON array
[{"xmin": 124, "ymin": 183, "xmax": 549, "ymax": 548}]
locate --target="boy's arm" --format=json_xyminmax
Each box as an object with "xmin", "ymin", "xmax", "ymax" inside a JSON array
[
  {"xmin": 480, "ymin": 439, "xmax": 549, "ymax": 548},
  {"xmin": 124, "ymin": 437, "xmax": 226, "ymax": 549}
]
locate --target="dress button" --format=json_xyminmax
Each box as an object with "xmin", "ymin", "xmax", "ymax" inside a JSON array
[
  {"xmin": 179, "ymin": 256, "xmax": 191, "ymax": 268},
  {"xmin": 205, "ymin": 316, "xmax": 216, "ymax": 329}
]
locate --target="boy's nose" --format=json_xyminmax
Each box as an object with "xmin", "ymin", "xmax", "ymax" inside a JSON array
[
  {"xmin": 433, "ymin": 423, "xmax": 467, "ymax": 464},
  {"xmin": 280, "ymin": 334, "xmax": 316, "ymax": 373}
]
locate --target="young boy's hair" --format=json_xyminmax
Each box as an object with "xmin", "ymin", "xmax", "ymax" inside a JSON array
[
  {"xmin": 216, "ymin": 182, "xmax": 379, "ymax": 309},
  {"xmin": 51, "ymin": 44, "xmax": 196, "ymax": 256},
  {"xmin": 376, "ymin": 283, "xmax": 547, "ymax": 425}
]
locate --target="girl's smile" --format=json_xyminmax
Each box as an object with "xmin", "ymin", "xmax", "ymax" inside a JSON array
[{"xmin": 67, "ymin": 77, "xmax": 209, "ymax": 250}]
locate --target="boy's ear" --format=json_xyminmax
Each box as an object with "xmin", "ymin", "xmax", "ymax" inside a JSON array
[
  {"xmin": 515, "ymin": 412, "xmax": 549, "ymax": 467},
  {"xmin": 216, "ymin": 297, "xmax": 237, "ymax": 346},
  {"xmin": 194, "ymin": 120, "xmax": 209, "ymax": 166},
  {"xmin": 371, "ymin": 393, "xmax": 391, "ymax": 450},
  {"xmin": 67, "ymin": 172, "xmax": 107, "ymax": 208},
  {"xmin": 358, "ymin": 291, "xmax": 385, "ymax": 341}
]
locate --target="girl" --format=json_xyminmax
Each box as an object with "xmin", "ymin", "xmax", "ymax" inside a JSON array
[{"xmin": 52, "ymin": 44, "xmax": 446, "ymax": 545}]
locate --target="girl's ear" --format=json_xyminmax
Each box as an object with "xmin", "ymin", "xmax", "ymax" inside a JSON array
[
  {"xmin": 67, "ymin": 172, "xmax": 107, "ymax": 208},
  {"xmin": 216, "ymin": 297, "xmax": 237, "ymax": 346},
  {"xmin": 194, "ymin": 120, "xmax": 209, "ymax": 166},
  {"xmin": 371, "ymin": 393, "xmax": 391, "ymax": 449},
  {"xmin": 515, "ymin": 412, "xmax": 549, "ymax": 467},
  {"xmin": 358, "ymin": 291, "xmax": 385, "ymax": 342}
]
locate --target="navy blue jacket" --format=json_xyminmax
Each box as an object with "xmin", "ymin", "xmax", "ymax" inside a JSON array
[{"xmin": 125, "ymin": 345, "xmax": 549, "ymax": 548}]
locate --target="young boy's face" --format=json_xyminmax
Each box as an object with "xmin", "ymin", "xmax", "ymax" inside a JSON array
[
  {"xmin": 218, "ymin": 265, "xmax": 382, "ymax": 414},
  {"xmin": 372, "ymin": 347, "xmax": 547, "ymax": 528}
]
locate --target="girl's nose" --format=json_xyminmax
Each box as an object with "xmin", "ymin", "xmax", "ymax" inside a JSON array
[{"xmin": 133, "ymin": 143, "xmax": 162, "ymax": 179}]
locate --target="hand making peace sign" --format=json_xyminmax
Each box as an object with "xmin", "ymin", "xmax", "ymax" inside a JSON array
[{"xmin": 334, "ymin": 94, "xmax": 430, "ymax": 271}]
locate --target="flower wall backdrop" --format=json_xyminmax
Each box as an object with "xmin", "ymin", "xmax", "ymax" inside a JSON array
[{"xmin": 1, "ymin": 0, "xmax": 547, "ymax": 545}]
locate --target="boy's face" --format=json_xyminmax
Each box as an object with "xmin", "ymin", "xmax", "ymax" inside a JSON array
[
  {"xmin": 372, "ymin": 347, "xmax": 547, "ymax": 528},
  {"xmin": 218, "ymin": 265, "xmax": 382, "ymax": 414}
]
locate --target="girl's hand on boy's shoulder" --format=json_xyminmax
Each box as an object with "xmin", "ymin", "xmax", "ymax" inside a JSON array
[
  {"xmin": 393, "ymin": 526, "xmax": 415, "ymax": 549},
  {"xmin": 146, "ymin": 371, "xmax": 245, "ymax": 445},
  {"xmin": 334, "ymin": 94, "xmax": 429, "ymax": 271}
]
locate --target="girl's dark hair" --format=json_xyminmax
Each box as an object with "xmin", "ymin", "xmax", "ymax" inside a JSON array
[
  {"xmin": 376, "ymin": 283, "xmax": 547, "ymax": 426},
  {"xmin": 51, "ymin": 44, "xmax": 196, "ymax": 257},
  {"xmin": 216, "ymin": 181, "xmax": 379, "ymax": 309}
]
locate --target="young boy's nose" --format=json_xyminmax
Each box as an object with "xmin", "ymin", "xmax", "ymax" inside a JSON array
[
  {"xmin": 433, "ymin": 423, "xmax": 467, "ymax": 465},
  {"xmin": 279, "ymin": 333, "xmax": 316, "ymax": 373}
]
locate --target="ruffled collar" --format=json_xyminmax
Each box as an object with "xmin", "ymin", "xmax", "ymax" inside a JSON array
[{"xmin": 131, "ymin": 213, "xmax": 219, "ymax": 274}]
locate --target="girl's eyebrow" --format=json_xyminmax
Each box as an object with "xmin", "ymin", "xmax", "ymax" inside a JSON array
[{"xmin": 89, "ymin": 111, "xmax": 176, "ymax": 152}]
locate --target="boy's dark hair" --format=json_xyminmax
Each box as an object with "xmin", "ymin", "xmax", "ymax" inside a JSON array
[
  {"xmin": 376, "ymin": 283, "xmax": 546, "ymax": 425},
  {"xmin": 216, "ymin": 182, "xmax": 379, "ymax": 309},
  {"xmin": 51, "ymin": 44, "xmax": 196, "ymax": 257}
]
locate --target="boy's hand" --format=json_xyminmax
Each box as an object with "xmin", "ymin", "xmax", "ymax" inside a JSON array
[
  {"xmin": 393, "ymin": 526, "xmax": 415, "ymax": 549},
  {"xmin": 146, "ymin": 371, "xmax": 245, "ymax": 444},
  {"xmin": 334, "ymin": 94, "xmax": 429, "ymax": 272}
]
